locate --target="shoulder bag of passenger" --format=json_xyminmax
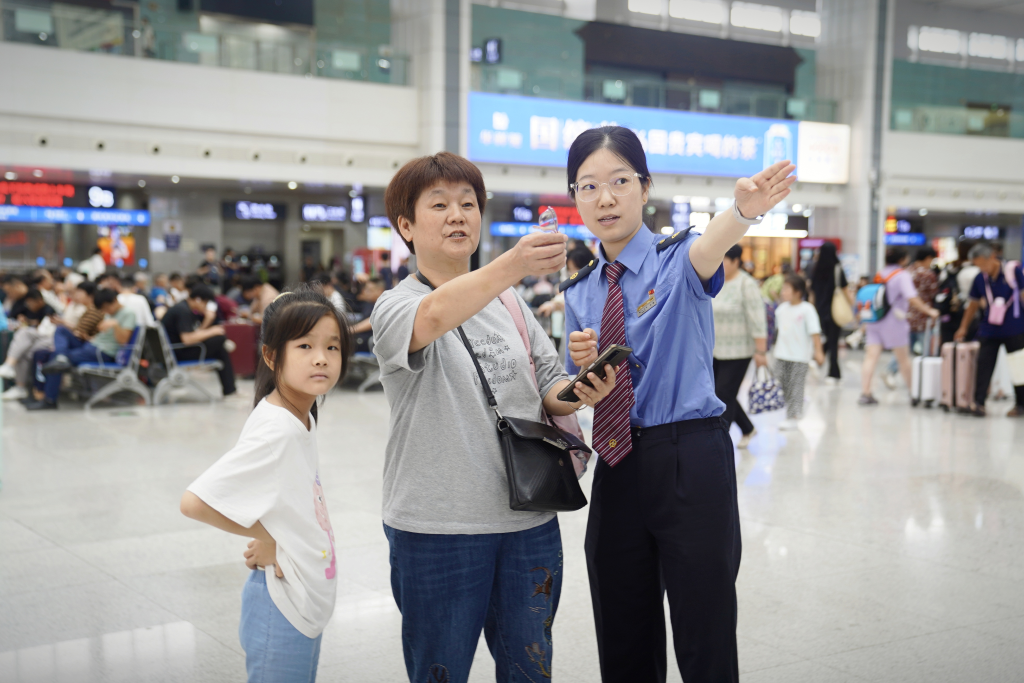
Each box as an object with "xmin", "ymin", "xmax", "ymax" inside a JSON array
[
  {"xmin": 830, "ymin": 265, "xmax": 855, "ymax": 328},
  {"xmin": 417, "ymin": 273, "xmax": 591, "ymax": 513},
  {"xmin": 497, "ymin": 290, "xmax": 591, "ymax": 480}
]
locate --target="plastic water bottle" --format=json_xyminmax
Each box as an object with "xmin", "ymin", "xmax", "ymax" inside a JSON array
[{"xmin": 538, "ymin": 206, "xmax": 558, "ymax": 232}]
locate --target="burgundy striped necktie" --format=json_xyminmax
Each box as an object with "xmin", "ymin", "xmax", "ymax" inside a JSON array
[{"xmin": 592, "ymin": 261, "xmax": 635, "ymax": 467}]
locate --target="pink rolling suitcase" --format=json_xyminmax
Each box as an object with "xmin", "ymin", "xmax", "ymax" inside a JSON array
[{"xmin": 940, "ymin": 341, "xmax": 979, "ymax": 412}]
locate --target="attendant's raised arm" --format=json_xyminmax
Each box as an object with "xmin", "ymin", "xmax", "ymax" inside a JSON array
[{"xmin": 689, "ymin": 160, "xmax": 797, "ymax": 280}]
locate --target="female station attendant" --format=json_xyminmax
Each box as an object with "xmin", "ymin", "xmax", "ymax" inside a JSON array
[{"xmin": 561, "ymin": 126, "xmax": 796, "ymax": 683}]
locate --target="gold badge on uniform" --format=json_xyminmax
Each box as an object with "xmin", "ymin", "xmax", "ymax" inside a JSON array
[{"xmin": 636, "ymin": 289, "xmax": 657, "ymax": 317}]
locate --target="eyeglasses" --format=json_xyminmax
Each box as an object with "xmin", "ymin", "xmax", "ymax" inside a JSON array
[{"xmin": 572, "ymin": 173, "xmax": 643, "ymax": 203}]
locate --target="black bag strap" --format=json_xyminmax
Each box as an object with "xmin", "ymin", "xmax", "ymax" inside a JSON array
[{"xmin": 415, "ymin": 272, "xmax": 502, "ymax": 418}]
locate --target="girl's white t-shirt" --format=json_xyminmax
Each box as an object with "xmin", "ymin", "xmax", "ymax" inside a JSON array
[
  {"xmin": 188, "ymin": 399, "xmax": 337, "ymax": 638},
  {"xmin": 774, "ymin": 301, "xmax": 822, "ymax": 364}
]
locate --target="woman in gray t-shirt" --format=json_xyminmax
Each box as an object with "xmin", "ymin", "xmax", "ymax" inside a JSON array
[{"xmin": 372, "ymin": 152, "xmax": 616, "ymax": 682}]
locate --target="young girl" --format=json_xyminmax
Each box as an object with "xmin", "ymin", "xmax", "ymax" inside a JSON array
[
  {"xmin": 773, "ymin": 275, "xmax": 825, "ymax": 430},
  {"xmin": 180, "ymin": 285, "xmax": 351, "ymax": 683}
]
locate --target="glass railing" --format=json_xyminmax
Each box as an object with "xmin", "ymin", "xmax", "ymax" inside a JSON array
[
  {"xmin": 891, "ymin": 104, "xmax": 1024, "ymax": 139},
  {"xmin": 1, "ymin": 1, "xmax": 409, "ymax": 86},
  {"xmin": 474, "ymin": 69, "xmax": 836, "ymax": 123}
]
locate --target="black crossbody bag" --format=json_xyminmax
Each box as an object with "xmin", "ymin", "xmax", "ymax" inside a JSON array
[{"xmin": 416, "ymin": 273, "xmax": 590, "ymax": 512}]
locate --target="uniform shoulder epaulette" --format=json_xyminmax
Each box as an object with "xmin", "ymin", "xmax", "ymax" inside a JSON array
[
  {"xmin": 656, "ymin": 226, "xmax": 695, "ymax": 252},
  {"xmin": 559, "ymin": 258, "xmax": 597, "ymax": 292}
]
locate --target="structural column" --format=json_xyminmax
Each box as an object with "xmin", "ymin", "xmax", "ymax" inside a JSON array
[{"xmin": 816, "ymin": 0, "xmax": 894, "ymax": 275}]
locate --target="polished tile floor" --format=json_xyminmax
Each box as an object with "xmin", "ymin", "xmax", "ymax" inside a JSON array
[{"xmin": 2, "ymin": 360, "xmax": 1023, "ymax": 683}]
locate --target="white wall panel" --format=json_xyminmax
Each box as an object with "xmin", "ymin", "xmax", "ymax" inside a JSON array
[{"xmin": 0, "ymin": 43, "xmax": 419, "ymax": 185}]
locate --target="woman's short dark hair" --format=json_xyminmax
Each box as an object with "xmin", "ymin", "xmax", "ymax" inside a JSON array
[
  {"xmin": 254, "ymin": 284, "xmax": 352, "ymax": 422},
  {"xmin": 566, "ymin": 126, "xmax": 651, "ymax": 198},
  {"xmin": 885, "ymin": 246, "xmax": 908, "ymax": 265},
  {"xmin": 915, "ymin": 246, "xmax": 937, "ymax": 262},
  {"xmin": 725, "ymin": 244, "xmax": 744, "ymax": 262},
  {"xmin": 785, "ymin": 275, "xmax": 808, "ymax": 300},
  {"xmin": 384, "ymin": 152, "xmax": 487, "ymax": 255},
  {"xmin": 77, "ymin": 280, "xmax": 97, "ymax": 297}
]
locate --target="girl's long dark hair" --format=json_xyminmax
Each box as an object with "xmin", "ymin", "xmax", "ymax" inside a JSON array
[
  {"xmin": 253, "ymin": 284, "xmax": 353, "ymax": 421},
  {"xmin": 810, "ymin": 241, "xmax": 840, "ymax": 289}
]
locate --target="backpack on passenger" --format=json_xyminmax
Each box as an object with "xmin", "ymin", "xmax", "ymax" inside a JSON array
[{"xmin": 855, "ymin": 269, "xmax": 903, "ymax": 323}]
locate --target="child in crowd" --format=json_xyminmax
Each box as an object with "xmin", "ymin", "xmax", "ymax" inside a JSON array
[
  {"xmin": 180, "ymin": 286, "xmax": 352, "ymax": 682},
  {"xmin": 773, "ymin": 275, "xmax": 826, "ymax": 430}
]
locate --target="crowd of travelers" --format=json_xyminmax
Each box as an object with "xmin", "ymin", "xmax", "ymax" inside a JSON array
[{"xmin": 0, "ymin": 246, "xmax": 396, "ymax": 410}]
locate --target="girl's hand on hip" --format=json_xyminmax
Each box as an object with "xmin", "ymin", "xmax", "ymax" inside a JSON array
[
  {"xmin": 572, "ymin": 365, "xmax": 617, "ymax": 408},
  {"xmin": 734, "ymin": 160, "xmax": 797, "ymax": 219},
  {"xmin": 245, "ymin": 538, "xmax": 284, "ymax": 578},
  {"xmin": 569, "ymin": 328, "xmax": 599, "ymax": 368}
]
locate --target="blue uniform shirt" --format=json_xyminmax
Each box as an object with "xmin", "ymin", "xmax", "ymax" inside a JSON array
[{"xmin": 564, "ymin": 225, "xmax": 726, "ymax": 427}]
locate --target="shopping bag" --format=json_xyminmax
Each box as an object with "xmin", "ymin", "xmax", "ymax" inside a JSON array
[
  {"xmin": 1007, "ymin": 349, "xmax": 1024, "ymax": 385},
  {"xmin": 748, "ymin": 366, "xmax": 785, "ymax": 415}
]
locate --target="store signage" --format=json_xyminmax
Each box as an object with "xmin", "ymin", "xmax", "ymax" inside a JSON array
[
  {"xmin": 884, "ymin": 233, "xmax": 927, "ymax": 246},
  {"xmin": 225, "ymin": 201, "xmax": 285, "ymax": 220},
  {"xmin": 512, "ymin": 206, "xmax": 533, "ymax": 222},
  {"xmin": 0, "ymin": 205, "xmax": 150, "ymax": 225},
  {"xmin": 302, "ymin": 203, "xmax": 348, "ymax": 222},
  {"xmin": 490, "ymin": 221, "xmax": 595, "ymax": 241},
  {"xmin": 88, "ymin": 186, "xmax": 115, "ymax": 208},
  {"xmin": 367, "ymin": 226, "xmax": 392, "ymax": 249},
  {"xmin": 484, "ymin": 38, "xmax": 501, "ymax": 64},
  {"xmin": 468, "ymin": 92, "xmax": 851, "ymax": 184},
  {"xmin": 962, "ymin": 225, "xmax": 1004, "ymax": 240},
  {"xmin": 0, "ymin": 181, "xmax": 116, "ymax": 208},
  {"xmin": 350, "ymin": 196, "xmax": 366, "ymax": 223},
  {"xmin": 368, "ymin": 215, "xmax": 392, "ymax": 228}
]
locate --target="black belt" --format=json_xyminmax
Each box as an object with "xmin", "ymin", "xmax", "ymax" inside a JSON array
[{"xmin": 630, "ymin": 417, "xmax": 726, "ymax": 441}]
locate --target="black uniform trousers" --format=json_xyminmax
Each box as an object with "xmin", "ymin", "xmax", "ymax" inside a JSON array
[
  {"xmin": 585, "ymin": 417, "xmax": 741, "ymax": 683},
  {"xmin": 174, "ymin": 334, "xmax": 237, "ymax": 396}
]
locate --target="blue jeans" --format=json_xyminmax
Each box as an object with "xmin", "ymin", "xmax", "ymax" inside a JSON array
[
  {"xmin": 33, "ymin": 343, "xmax": 114, "ymax": 403},
  {"xmin": 52, "ymin": 326, "xmax": 85, "ymax": 356},
  {"xmin": 384, "ymin": 517, "xmax": 563, "ymax": 683},
  {"xmin": 239, "ymin": 570, "xmax": 322, "ymax": 683}
]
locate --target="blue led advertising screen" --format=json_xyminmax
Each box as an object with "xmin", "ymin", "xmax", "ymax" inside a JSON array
[{"xmin": 468, "ymin": 92, "xmax": 850, "ymax": 184}]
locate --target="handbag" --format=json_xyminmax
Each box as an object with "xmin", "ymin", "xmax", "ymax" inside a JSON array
[
  {"xmin": 748, "ymin": 366, "xmax": 785, "ymax": 415},
  {"xmin": 496, "ymin": 290, "xmax": 591, "ymax": 479},
  {"xmin": 417, "ymin": 273, "xmax": 592, "ymax": 512},
  {"xmin": 830, "ymin": 265, "xmax": 854, "ymax": 327}
]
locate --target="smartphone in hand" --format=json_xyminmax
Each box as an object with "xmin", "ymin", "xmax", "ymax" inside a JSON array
[{"xmin": 557, "ymin": 344, "xmax": 632, "ymax": 402}]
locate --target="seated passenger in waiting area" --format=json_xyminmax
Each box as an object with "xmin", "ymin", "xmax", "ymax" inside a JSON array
[
  {"xmin": 349, "ymin": 277, "xmax": 385, "ymax": 353},
  {"xmin": 26, "ymin": 289, "xmax": 137, "ymax": 411},
  {"xmin": 239, "ymin": 276, "xmax": 280, "ymax": 325},
  {"xmin": 0, "ymin": 289, "xmax": 58, "ymax": 401},
  {"xmin": 161, "ymin": 285, "xmax": 237, "ymax": 397},
  {"xmin": 97, "ymin": 273, "xmax": 156, "ymax": 327}
]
